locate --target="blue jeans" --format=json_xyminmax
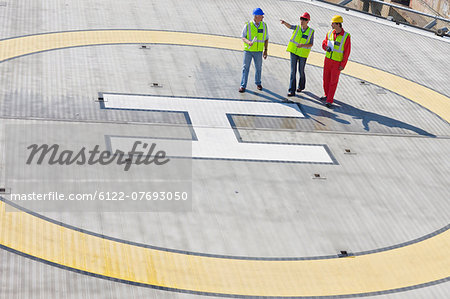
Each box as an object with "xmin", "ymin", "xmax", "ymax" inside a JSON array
[
  {"xmin": 289, "ymin": 53, "xmax": 307, "ymax": 93},
  {"xmin": 240, "ymin": 51, "xmax": 263, "ymax": 88}
]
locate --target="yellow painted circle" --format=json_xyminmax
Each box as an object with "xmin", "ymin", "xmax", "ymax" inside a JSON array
[{"xmin": 0, "ymin": 30, "xmax": 449, "ymax": 297}]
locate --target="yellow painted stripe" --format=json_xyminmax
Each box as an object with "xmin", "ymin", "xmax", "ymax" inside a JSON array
[
  {"xmin": 0, "ymin": 30, "xmax": 449, "ymax": 122},
  {"xmin": 1, "ymin": 202, "xmax": 449, "ymax": 296},
  {"xmin": 0, "ymin": 30, "xmax": 449, "ymax": 297}
]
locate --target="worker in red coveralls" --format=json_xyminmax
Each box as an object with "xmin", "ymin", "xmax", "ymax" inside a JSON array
[{"xmin": 321, "ymin": 15, "xmax": 351, "ymax": 108}]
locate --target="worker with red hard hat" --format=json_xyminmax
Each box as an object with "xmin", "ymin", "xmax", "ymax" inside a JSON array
[
  {"xmin": 281, "ymin": 12, "xmax": 315, "ymax": 97},
  {"xmin": 321, "ymin": 15, "xmax": 351, "ymax": 108}
]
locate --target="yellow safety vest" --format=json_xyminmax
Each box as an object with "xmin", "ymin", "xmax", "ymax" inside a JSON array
[
  {"xmin": 325, "ymin": 29, "xmax": 350, "ymax": 62},
  {"xmin": 286, "ymin": 26, "xmax": 314, "ymax": 58},
  {"xmin": 244, "ymin": 21, "xmax": 267, "ymax": 52}
]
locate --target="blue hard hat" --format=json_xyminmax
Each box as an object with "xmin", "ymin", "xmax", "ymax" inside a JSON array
[{"xmin": 253, "ymin": 8, "xmax": 264, "ymax": 15}]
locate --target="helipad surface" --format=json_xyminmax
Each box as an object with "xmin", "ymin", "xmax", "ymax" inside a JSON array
[{"xmin": 0, "ymin": 0, "xmax": 449, "ymax": 298}]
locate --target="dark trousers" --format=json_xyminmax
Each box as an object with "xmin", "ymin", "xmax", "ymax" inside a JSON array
[{"xmin": 289, "ymin": 53, "xmax": 307, "ymax": 93}]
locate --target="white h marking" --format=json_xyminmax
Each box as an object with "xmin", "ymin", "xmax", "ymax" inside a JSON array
[{"xmin": 103, "ymin": 94, "xmax": 334, "ymax": 164}]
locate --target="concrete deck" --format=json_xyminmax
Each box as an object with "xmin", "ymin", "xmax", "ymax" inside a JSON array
[{"xmin": 0, "ymin": 0, "xmax": 449, "ymax": 298}]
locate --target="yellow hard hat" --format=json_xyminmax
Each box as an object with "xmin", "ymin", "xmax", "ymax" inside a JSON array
[{"xmin": 331, "ymin": 15, "xmax": 343, "ymax": 23}]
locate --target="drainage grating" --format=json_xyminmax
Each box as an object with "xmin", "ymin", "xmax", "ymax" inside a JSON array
[
  {"xmin": 338, "ymin": 250, "xmax": 354, "ymax": 258},
  {"xmin": 344, "ymin": 148, "xmax": 356, "ymax": 155},
  {"xmin": 312, "ymin": 173, "xmax": 326, "ymax": 180},
  {"xmin": 150, "ymin": 82, "xmax": 163, "ymax": 88}
]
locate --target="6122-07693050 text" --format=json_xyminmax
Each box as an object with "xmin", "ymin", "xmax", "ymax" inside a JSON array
[{"xmin": 9, "ymin": 191, "xmax": 189, "ymax": 201}]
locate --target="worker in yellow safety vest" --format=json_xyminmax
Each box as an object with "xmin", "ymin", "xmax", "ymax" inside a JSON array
[
  {"xmin": 239, "ymin": 8, "xmax": 269, "ymax": 93},
  {"xmin": 281, "ymin": 12, "xmax": 314, "ymax": 97},
  {"xmin": 321, "ymin": 15, "xmax": 351, "ymax": 108}
]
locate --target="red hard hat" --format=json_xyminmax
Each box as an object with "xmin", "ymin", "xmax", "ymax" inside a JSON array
[{"xmin": 301, "ymin": 12, "xmax": 310, "ymax": 20}]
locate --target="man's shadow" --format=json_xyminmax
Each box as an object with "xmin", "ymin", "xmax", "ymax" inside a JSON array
[
  {"xmin": 245, "ymin": 89, "xmax": 285, "ymax": 102},
  {"xmin": 245, "ymin": 89, "xmax": 351, "ymax": 127},
  {"xmin": 244, "ymin": 89, "xmax": 435, "ymax": 137},
  {"xmin": 301, "ymin": 91, "xmax": 436, "ymax": 137}
]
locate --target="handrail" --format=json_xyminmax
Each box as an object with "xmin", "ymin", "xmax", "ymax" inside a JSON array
[{"xmin": 365, "ymin": 0, "xmax": 450, "ymax": 23}]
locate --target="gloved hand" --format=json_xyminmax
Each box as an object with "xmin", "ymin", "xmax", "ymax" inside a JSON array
[{"xmin": 326, "ymin": 46, "xmax": 332, "ymax": 52}]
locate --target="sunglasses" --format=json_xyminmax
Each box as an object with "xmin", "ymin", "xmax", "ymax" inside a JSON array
[{"xmin": 300, "ymin": 17, "xmax": 308, "ymax": 21}]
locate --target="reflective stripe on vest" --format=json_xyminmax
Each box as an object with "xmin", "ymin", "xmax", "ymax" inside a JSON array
[
  {"xmin": 325, "ymin": 29, "xmax": 349, "ymax": 62},
  {"xmin": 244, "ymin": 21, "xmax": 267, "ymax": 52},
  {"xmin": 286, "ymin": 26, "xmax": 313, "ymax": 58}
]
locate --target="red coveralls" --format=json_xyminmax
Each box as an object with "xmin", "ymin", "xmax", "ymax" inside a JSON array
[{"xmin": 322, "ymin": 29, "xmax": 351, "ymax": 104}]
